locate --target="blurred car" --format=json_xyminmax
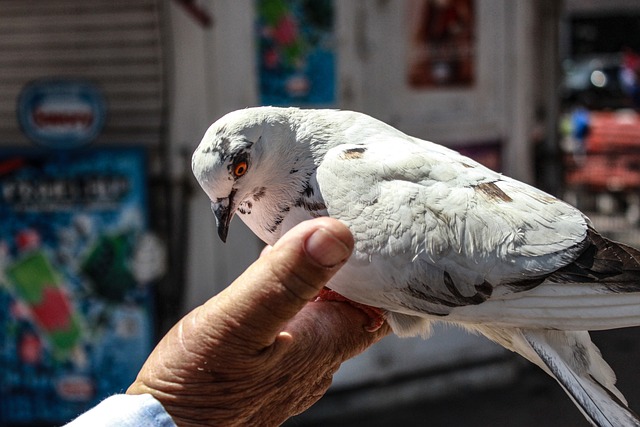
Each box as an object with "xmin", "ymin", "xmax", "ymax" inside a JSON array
[{"xmin": 561, "ymin": 54, "xmax": 634, "ymax": 110}]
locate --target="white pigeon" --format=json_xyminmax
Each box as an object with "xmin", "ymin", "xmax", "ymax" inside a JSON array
[{"xmin": 192, "ymin": 106, "xmax": 640, "ymax": 427}]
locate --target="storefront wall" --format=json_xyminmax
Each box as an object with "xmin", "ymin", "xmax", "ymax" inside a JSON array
[{"xmin": 175, "ymin": 0, "xmax": 550, "ymax": 406}]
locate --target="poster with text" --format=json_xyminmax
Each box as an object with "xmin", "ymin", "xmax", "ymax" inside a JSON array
[
  {"xmin": 407, "ymin": 0, "xmax": 475, "ymax": 88},
  {"xmin": 257, "ymin": 0, "xmax": 336, "ymax": 106},
  {"xmin": 0, "ymin": 147, "xmax": 155, "ymax": 425}
]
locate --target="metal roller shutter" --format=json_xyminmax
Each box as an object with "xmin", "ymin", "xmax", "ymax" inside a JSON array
[{"xmin": 0, "ymin": 0, "xmax": 165, "ymax": 146}]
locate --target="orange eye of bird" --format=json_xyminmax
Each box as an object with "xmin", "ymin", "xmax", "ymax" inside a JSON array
[{"xmin": 233, "ymin": 161, "xmax": 248, "ymax": 177}]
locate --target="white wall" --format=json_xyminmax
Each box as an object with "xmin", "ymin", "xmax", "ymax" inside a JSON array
[
  {"xmin": 338, "ymin": 0, "xmax": 507, "ymax": 146},
  {"xmin": 167, "ymin": 0, "xmax": 263, "ymax": 312}
]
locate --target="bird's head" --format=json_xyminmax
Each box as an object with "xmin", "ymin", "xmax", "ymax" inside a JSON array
[{"xmin": 192, "ymin": 107, "xmax": 319, "ymax": 243}]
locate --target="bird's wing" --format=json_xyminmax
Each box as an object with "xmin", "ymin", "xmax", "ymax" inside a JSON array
[
  {"xmin": 452, "ymin": 228, "xmax": 640, "ymax": 331},
  {"xmin": 316, "ymin": 138, "xmax": 640, "ymax": 331}
]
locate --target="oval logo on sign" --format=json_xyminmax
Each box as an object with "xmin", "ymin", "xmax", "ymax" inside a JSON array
[{"xmin": 17, "ymin": 79, "xmax": 106, "ymax": 149}]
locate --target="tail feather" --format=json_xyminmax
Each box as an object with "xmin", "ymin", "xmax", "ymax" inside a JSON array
[{"xmin": 522, "ymin": 329, "xmax": 640, "ymax": 427}]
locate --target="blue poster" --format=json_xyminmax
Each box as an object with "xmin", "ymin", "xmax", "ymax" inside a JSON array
[
  {"xmin": 257, "ymin": 0, "xmax": 336, "ymax": 106},
  {"xmin": 0, "ymin": 147, "xmax": 154, "ymax": 425}
]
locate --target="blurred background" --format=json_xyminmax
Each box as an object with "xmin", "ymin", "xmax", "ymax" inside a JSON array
[{"xmin": 0, "ymin": 0, "xmax": 639, "ymax": 425}]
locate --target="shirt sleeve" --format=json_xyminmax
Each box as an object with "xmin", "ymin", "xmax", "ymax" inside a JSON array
[{"xmin": 64, "ymin": 393, "xmax": 177, "ymax": 427}]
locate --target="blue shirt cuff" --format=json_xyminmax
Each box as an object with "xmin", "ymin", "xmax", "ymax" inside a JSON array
[{"xmin": 65, "ymin": 393, "xmax": 177, "ymax": 427}]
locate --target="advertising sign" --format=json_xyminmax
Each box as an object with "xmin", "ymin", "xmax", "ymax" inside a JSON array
[
  {"xmin": 257, "ymin": 0, "xmax": 336, "ymax": 106},
  {"xmin": 17, "ymin": 79, "xmax": 107, "ymax": 149},
  {"xmin": 0, "ymin": 147, "xmax": 154, "ymax": 425},
  {"xmin": 407, "ymin": 0, "xmax": 475, "ymax": 88}
]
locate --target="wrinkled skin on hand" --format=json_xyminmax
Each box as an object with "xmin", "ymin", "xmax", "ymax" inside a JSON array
[{"xmin": 127, "ymin": 218, "xmax": 390, "ymax": 426}]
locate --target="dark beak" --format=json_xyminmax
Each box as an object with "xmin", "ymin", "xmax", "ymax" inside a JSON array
[{"xmin": 211, "ymin": 191, "xmax": 236, "ymax": 243}]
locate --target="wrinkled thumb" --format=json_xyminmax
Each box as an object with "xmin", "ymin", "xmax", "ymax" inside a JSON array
[{"xmin": 204, "ymin": 217, "xmax": 354, "ymax": 350}]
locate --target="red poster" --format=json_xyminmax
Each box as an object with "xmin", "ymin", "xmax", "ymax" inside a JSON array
[{"xmin": 407, "ymin": 0, "xmax": 475, "ymax": 88}]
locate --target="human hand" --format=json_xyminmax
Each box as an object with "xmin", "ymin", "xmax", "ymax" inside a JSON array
[{"xmin": 127, "ymin": 217, "xmax": 390, "ymax": 426}]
